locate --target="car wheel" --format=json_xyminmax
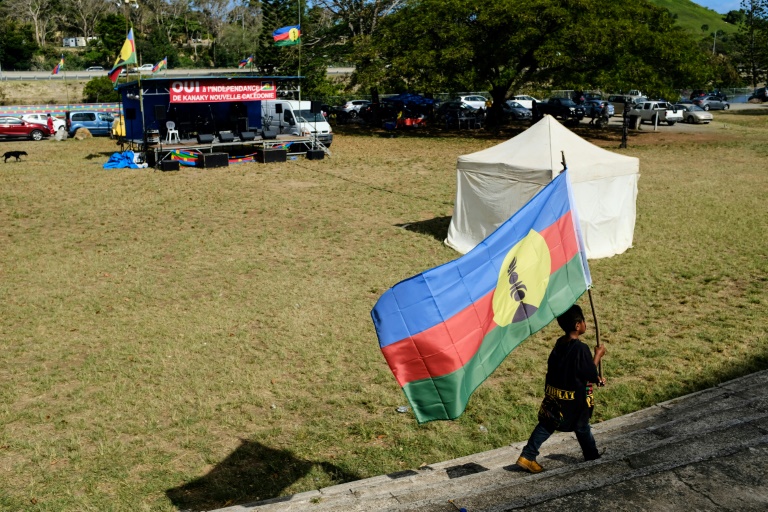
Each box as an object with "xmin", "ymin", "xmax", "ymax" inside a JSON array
[
  {"xmin": 30, "ymin": 129, "xmax": 45, "ymax": 141},
  {"xmin": 349, "ymin": 110, "xmax": 357, "ymax": 118},
  {"xmin": 703, "ymin": 105, "xmax": 710, "ymax": 111},
  {"xmin": 687, "ymin": 116, "xmax": 694, "ymax": 124},
  {"xmin": 724, "ymin": 104, "xmax": 730, "ymax": 110},
  {"xmin": 667, "ymin": 121, "xmax": 676, "ymax": 126}
]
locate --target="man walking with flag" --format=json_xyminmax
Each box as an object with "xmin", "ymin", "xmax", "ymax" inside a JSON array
[{"xmin": 516, "ymin": 304, "xmax": 607, "ymax": 473}]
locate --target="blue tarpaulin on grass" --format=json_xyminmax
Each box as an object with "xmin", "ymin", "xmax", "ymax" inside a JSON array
[{"xmin": 103, "ymin": 151, "xmax": 148, "ymax": 169}]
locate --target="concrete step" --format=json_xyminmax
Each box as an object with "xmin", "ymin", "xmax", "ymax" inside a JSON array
[{"xmin": 210, "ymin": 370, "xmax": 768, "ymax": 512}]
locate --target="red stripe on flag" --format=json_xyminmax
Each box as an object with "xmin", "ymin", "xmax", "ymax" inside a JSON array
[
  {"xmin": 381, "ymin": 293, "xmax": 497, "ymax": 387},
  {"xmin": 540, "ymin": 210, "xmax": 578, "ymax": 275}
]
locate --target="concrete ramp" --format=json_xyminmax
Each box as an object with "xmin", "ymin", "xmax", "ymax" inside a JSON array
[{"xmin": 212, "ymin": 370, "xmax": 768, "ymax": 511}]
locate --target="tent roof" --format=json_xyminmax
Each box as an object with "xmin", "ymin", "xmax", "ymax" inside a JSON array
[{"xmin": 456, "ymin": 115, "xmax": 639, "ymax": 183}]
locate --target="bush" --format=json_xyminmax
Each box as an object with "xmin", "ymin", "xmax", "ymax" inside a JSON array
[{"xmin": 82, "ymin": 76, "xmax": 119, "ymax": 102}]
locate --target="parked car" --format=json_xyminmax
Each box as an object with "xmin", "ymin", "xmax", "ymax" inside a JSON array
[
  {"xmin": 691, "ymin": 89, "xmax": 727, "ymax": 101},
  {"xmin": 66, "ymin": 111, "xmax": 115, "ymax": 136},
  {"xmin": 20, "ymin": 113, "xmax": 66, "ymax": 132},
  {"xmin": 692, "ymin": 95, "xmax": 729, "ymax": 111},
  {"xmin": 607, "ymin": 95, "xmax": 633, "ymax": 116},
  {"xmin": 435, "ymin": 101, "xmax": 483, "ymax": 128},
  {"xmin": 458, "ymin": 95, "xmax": 489, "ymax": 109},
  {"xmin": 503, "ymin": 100, "xmax": 532, "ymax": 121},
  {"xmin": 86, "ymin": 66, "xmax": 104, "ymax": 71},
  {"xmin": 674, "ymin": 104, "xmax": 713, "ymax": 124},
  {"xmin": 0, "ymin": 116, "xmax": 52, "ymax": 141},
  {"xmin": 582, "ymin": 100, "xmax": 615, "ymax": 119},
  {"xmin": 512, "ymin": 95, "xmax": 541, "ymax": 110},
  {"xmin": 137, "ymin": 63, "xmax": 155, "ymax": 73},
  {"xmin": 537, "ymin": 97, "xmax": 585, "ymax": 122},
  {"xmin": 338, "ymin": 99, "xmax": 371, "ymax": 118},
  {"xmin": 748, "ymin": 87, "xmax": 767, "ymax": 102}
]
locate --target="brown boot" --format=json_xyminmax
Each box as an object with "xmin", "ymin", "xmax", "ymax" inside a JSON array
[{"xmin": 516, "ymin": 456, "xmax": 543, "ymax": 473}]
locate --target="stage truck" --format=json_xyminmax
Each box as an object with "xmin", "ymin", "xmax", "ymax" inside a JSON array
[{"xmin": 261, "ymin": 100, "xmax": 333, "ymax": 148}]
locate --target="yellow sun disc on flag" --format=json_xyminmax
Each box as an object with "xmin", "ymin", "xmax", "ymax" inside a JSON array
[
  {"xmin": 288, "ymin": 28, "xmax": 300, "ymax": 41},
  {"xmin": 492, "ymin": 230, "xmax": 551, "ymax": 326}
]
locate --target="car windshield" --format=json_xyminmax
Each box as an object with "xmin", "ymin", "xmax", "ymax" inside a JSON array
[
  {"xmin": 507, "ymin": 101, "xmax": 524, "ymax": 108},
  {"xmin": 296, "ymin": 110, "xmax": 326, "ymax": 123}
]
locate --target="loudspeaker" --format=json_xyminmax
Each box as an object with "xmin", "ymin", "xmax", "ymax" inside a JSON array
[
  {"xmin": 160, "ymin": 160, "xmax": 180, "ymax": 171},
  {"xmin": 125, "ymin": 108, "xmax": 136, "ymax": 120},
  {"xmin": 258, "ymin": 150, "xmax": 287, "ymax": 163},
  {"xmin": 197, "ymin": 133, "xmax": 215, "ymax": 144},
  {"xmin": 201, "ymin": 152, "xmax": 229, "ymax": 168},
  {"xmin": 239, "ymin": 131, "xmax": 256, "ymax": 141},
  {"xmin": 275, "ymin": 104, "xmax": 283, "ymax": 114},
  {"xmin": 262, "ymin": 129, "xmax": 278, "ymax": 140},
  {"xmin": 306, "ymin": 149, "xmax": 325, "ymax": 160},
  {"xmin": 154, "ymin": 105, "xmax": 166, "ymax": 121},
  {"xmin": 311, "ymin": 101, "xmax": 322, "ymax": 114},
  {"xmin": 218, "ymin": 131, "xmax": 235, "ymax": 143}
]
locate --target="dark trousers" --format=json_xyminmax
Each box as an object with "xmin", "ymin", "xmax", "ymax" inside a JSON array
[{"xmin": 521, "ymin": 422, "xmax": 599, "ymax": 462}]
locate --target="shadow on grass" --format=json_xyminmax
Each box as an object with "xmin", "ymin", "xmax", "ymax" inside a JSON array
[
  {"xmin": 398, "ymin": 216, "xmax": 452, "ymax": 243},
  {"xmin": 166, "ymin": 439, "xmax": 359, "ymax": 511}
]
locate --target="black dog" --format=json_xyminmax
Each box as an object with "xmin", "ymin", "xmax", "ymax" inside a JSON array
[{"xmin": 4, "ymin": 151, "xmax": 28, "ymax": 163}]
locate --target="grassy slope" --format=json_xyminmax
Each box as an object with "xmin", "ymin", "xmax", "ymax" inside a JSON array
[
  {"xmin": 649, "ymin": 0, "xmax": 737, "ymax": 35},
  {"xmin": 0, "ymin": 111, "xmax": 767, "ymax": 511}
]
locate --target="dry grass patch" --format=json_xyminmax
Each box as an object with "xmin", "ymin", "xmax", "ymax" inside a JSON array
[{"xmin": 1, "ymin": 114, "xmax": 767, "ymax": 510}]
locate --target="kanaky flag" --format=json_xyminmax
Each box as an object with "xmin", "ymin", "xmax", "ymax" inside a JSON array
[
  {"xmin": 371, "ymin": 170, "xmax": 591, "ymax": 423},
  {"xmin": 52, "ymin": 56, "xmax": 64, "ymax": 75},
  {"xmin": 108, "ymin": 28, "xmax": 137, "ymax": 83},
  {"xmin": 238, "ymin": 55, "xmax": 253, "ymax": 68},
  {"xmin": 273, "ymin": 25, "xmax": 301, "ymax": 46},
  {"xmin": 152, "ymin": 56, "xmax": 167, "ymax": 73}
]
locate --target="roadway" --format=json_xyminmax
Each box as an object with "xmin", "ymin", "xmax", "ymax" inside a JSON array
[{"xmin": 0, "ymin": 68, "xmax": 355, "ymax": 81}]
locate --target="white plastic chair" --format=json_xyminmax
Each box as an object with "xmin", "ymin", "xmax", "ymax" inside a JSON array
[{"xmin": 165, "ymin": 121, "xmax": 180, "ymax": 143}]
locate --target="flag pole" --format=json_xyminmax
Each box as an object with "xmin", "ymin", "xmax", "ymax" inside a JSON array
[
  {"xmin": 297, "ymin": 0, "xmax": 301, "ymax": 105},
  {"xmin": 562, "ymin": 150, "xmax": 603, "ymax": 384},
  {"xmin": 587, "ymin": 288, "xmax": 604, "ymax": 384}
]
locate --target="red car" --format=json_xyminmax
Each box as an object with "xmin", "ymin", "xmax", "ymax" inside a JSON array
[{"xmin": 0, "ymin": 116, "xmax": 53, "ymax": 141}]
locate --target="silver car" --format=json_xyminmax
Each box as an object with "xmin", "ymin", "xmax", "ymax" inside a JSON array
[
  {"xmin": 692, "ymin": 95, "xmax": 729, "ymax": 111},
  {"xmin": 674, "ymin": 104, "xmax": 713, "ymax": 124}
]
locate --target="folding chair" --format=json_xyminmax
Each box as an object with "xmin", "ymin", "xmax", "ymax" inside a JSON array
[{"xmin": 165, "ymin": 121, "xmax": 180, "ymax": 143}]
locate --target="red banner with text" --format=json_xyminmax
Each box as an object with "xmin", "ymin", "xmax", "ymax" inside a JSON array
[{"xmin": 169, "ymin": 80, "xmax": 276, "ymax": 103}]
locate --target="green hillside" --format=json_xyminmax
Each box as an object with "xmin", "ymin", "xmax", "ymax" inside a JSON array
[{"xmin": 649, "ymin": 0, "xmax": 738, "ymax": 35}]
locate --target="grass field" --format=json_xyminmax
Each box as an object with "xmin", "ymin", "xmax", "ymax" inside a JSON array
[{"xmin": 1, "ymin": 112, "xmax": 767, "ymax": 511}]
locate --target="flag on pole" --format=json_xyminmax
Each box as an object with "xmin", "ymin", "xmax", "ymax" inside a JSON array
[
  {"xmin": 371, "ymin": 170, "xmax": 592, "ymax": 423},
  {"xmin": 52, "ymin": 56, "xmax": 64, "ymax": 75},
  {"xmin": 152, "ymin": 56, "xmax": 168, "ymax": 73},
  {"xmin": 273, "ymin": 25, "xmax": 301, "ymax": 46},
  {"xmin": 108, "ymin": 28, "xmax": 137, "ymax": 83},
  {"xmin": 238, "ymin": 55, "xmax": 253, "ymax": 68}
]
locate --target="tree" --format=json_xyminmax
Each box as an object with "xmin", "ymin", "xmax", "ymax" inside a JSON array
[
  {"xmin": 0, "ymin": 19, "xmax": 39, "ymax": 70},
  {"xmin": 61, "ymin": 0, "xmax": 112, "ymax": 37},
  {"xmin": 6, "ymin": 0, "xmax": 59, "ymax": 47},
  {"xmin": 363, "ymin": 0, "xmax": 710, "ymax": 123},
  {"xmin": 82, "ymin": 76, "xmax": 120, "ymax": 102},
  {"xmin": 736, "ymin": 0, "xmax": 768, "ymax": 88}
]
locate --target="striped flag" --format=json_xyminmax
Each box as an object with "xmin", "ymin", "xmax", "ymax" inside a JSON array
[
  {"xmin": 371, "ymin": 170, "xmax": 591, "ymax": 423},
  {"xmin": 152, "ymin": 56, "xmax": 167, "ymax": 73},
  {"xmin": 108, "ymin": 28, "xmax": 137, "ymax": 83},
  {"xmin": 52, "ymin": 56, "xmax": 64, "ymax": 75},
  {"xmin": 273, "ymin": 25, "xmax": 301, "ymax": 46}
]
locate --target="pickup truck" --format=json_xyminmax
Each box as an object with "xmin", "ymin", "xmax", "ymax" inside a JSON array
[
  {"xmin": 629, "ymin": 101, "xmax": 683, "ymax": 126},
  {"xmin": 536, "ymin": 98, "xmax": 585, "ymax": 123}
]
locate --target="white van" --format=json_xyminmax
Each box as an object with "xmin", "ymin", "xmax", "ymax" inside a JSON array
[{"xmin": 261, "ymin": 100, "xmax": 333, "ymax": 147}]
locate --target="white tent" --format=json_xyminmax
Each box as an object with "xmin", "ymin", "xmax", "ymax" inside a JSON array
[{"xmin": 445, "ymin": 115, "xmax": 640, "ymax": 259}]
